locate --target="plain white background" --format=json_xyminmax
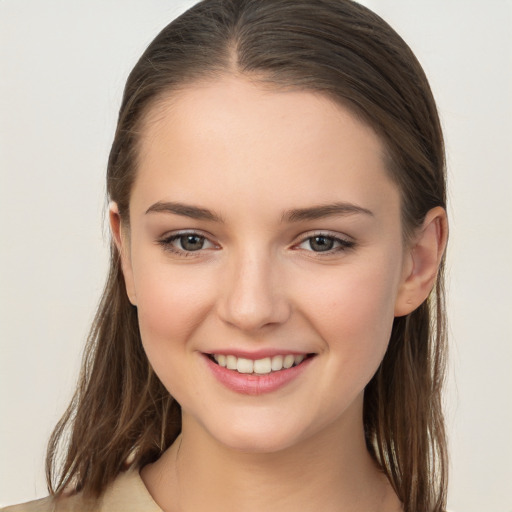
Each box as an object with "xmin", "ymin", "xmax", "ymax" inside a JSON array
[{"xmin": 1, "ymin": 1, "xmax": 511, "ymax": 511}]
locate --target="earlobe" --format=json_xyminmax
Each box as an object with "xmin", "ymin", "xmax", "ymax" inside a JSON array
[
  {"xmin": 394, "ymin": 206, "xmax": 448, "ymax": 317},
  {"xmin": 109, "ymin": 202, "xmax": 137, "ymax": 306}
]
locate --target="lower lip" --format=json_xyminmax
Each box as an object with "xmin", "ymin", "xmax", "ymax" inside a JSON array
[{"xmin": 203, "ymin": 355, "xmax": 314, "ymax": 396}]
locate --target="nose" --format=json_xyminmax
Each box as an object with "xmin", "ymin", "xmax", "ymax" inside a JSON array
[{"xmin": 217, "ymin": 248, "xmax": 291, "ymax": 333}]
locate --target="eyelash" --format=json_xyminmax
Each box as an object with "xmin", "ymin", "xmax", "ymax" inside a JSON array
[
  {"xmin": 294, "ymin": 231, "xmax": 356, "ymax": 255},
  {"xmin": 157, "ymin": 231, "xmax": 218, "ymax": 257},
  {"xmin": 157, "ymin": 231, "xmax": 355, "ymax": 257}
]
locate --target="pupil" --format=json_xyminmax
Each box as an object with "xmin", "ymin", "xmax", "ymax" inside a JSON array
[
  {"xmin": 310, "ymin": 236, "xmax": 333, "ymax": 252},
  {"xmin": 181, "ymin": 235, "xmax": 204, "ymax": 251}
]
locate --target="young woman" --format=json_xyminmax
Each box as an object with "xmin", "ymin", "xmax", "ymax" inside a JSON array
[{"xmin": 3, "ymin": 1, "xmax": 449, "ymax": 511}]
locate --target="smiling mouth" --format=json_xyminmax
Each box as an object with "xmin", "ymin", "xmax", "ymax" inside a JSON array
[{"xmin": 207, "ymin": 353, "xmax": 313, "ymax": 375}]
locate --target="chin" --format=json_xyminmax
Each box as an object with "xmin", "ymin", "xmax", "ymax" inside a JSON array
[
  {"xmin": 198, "ymin": 409, "xmax": 321, "ymax": 455},
  {"xmin": 216, "ymin": 429, "xmax": 301, "ymax": 454}
]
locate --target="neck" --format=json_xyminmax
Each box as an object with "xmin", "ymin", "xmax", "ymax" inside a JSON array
[{"xmin": 140, "ymin": 396, "xmax": 400, "ymax": 512}]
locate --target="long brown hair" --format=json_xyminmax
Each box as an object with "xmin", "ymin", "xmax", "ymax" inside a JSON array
[{"xmin": 46, "ymin": 1, "xmax": 448, "ymax": 510}]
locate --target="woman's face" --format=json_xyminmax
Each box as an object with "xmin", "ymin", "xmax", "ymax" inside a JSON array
[{"xmin": 117, "ymin": 76, "xmax": 412, "ymax": 452}]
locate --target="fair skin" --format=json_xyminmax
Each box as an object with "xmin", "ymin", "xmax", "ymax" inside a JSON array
[{"xmin": 110, "ymin": 76, "xmax": 447, "ymax": 512}]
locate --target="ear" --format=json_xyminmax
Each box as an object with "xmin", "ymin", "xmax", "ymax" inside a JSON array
[
  {"xmin": 109, "ymin": 202, "xmax": 137, "ymax": 306},
  {"xmin": 394, "ymin": 206, "xmax": 448, "ymax": 317}
]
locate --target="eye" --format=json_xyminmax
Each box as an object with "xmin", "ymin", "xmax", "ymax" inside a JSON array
[
  {"xmin": 295, "ymin": 233, "xmax": 355, "ymax": 254},
  {"xmin": 175, "ymin": 234, "xmax": 207, "ymax": 251},
  {"xmin": 306, "ymin": 235, "xmax": 335, "ymax": 252},
  {"xmin": 158, "ymin": 231, "xmax": 218, "ymax": 255}
]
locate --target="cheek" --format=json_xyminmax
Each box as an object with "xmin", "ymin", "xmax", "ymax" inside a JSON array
[
  {"xmin": 296, "ymin": 257, "xmax": 400, "ymax": 369},
  {"xmin": 133, "ymin": 267, "xmax": 213, "ymax": 403},
  {"xmin": 130, "ymin": 256, "xmax": 215, "ymax": 373}
]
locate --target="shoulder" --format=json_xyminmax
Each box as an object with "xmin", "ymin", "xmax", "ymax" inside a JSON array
[
  {"xmin": 1, "ymin": 468, "xmax": 162, "ymax": 512},
  {"xmin": 1, "ymin": 496, "xmax": 55, "ymax": 512}
]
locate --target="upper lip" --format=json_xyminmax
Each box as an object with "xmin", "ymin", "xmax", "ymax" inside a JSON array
[{"xmin": 203, "ymin": 349, "xmax": 312, "ymax": 359}]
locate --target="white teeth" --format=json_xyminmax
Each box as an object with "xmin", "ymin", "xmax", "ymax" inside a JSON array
[
  {"xmin": 212, "ymin": 353, "xmax": 308, "ymax": 374},
  {"xmin": 226, "ymin": 355, "xmax": 237, "ymax": 370},
  {"xmin": 283, "ymin": 354, "xmax": 295, "ymax": 369},
  {"xmin": 237, "ymin": 357, "xmax": 254, "ymax": 374},
  {"xmin": 253, "ymin": 357, "xmax": 272, "ymax": 374},
  {"xmin": 271, "ymin": 355, "xmax": 284, "ymax": 371}
]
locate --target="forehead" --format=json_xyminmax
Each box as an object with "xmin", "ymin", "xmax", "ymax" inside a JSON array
[{"xmin": 132, "ymin": 76, "xmax": 400, "ymax": 222}]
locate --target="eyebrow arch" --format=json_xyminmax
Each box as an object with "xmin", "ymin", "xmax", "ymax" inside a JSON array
[
  {"xmin": 145, "ymin": 201, "xmax": 224, "ymax": 222},
  {"xmin": 283, "ymin": 202, "xmax": 374, "ymax": 222}
]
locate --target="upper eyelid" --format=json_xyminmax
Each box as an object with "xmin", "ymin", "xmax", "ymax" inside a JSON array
[
  {"xmin": 159, "ymin": 228, "xmax": 215, "ymax": 241},
  {"xmin": 293, "ymin": 230, "xmax": 354, "ymax": 244}
]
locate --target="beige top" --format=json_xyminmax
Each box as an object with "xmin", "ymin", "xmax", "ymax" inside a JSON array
[{"xmin": 1, "ymin": 469, "xmax": 163, "ymax": 512}]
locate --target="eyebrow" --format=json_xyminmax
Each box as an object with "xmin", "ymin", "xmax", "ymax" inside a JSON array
[
  {"xmin": 145, "ymin": 201, "xmax": 224, "ymax": 222},
  {"xmin": 283, "ymin": 202, "xmax": 374, "ymax": 222},
  {"xmin": 145, "ymin": 200, "xmax": 373, "ymax": 223}
]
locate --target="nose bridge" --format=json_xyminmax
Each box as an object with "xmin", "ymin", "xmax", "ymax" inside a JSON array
[{"xmin": 218, "ymin": 244, "xmax": 290, "ymax": 332}]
